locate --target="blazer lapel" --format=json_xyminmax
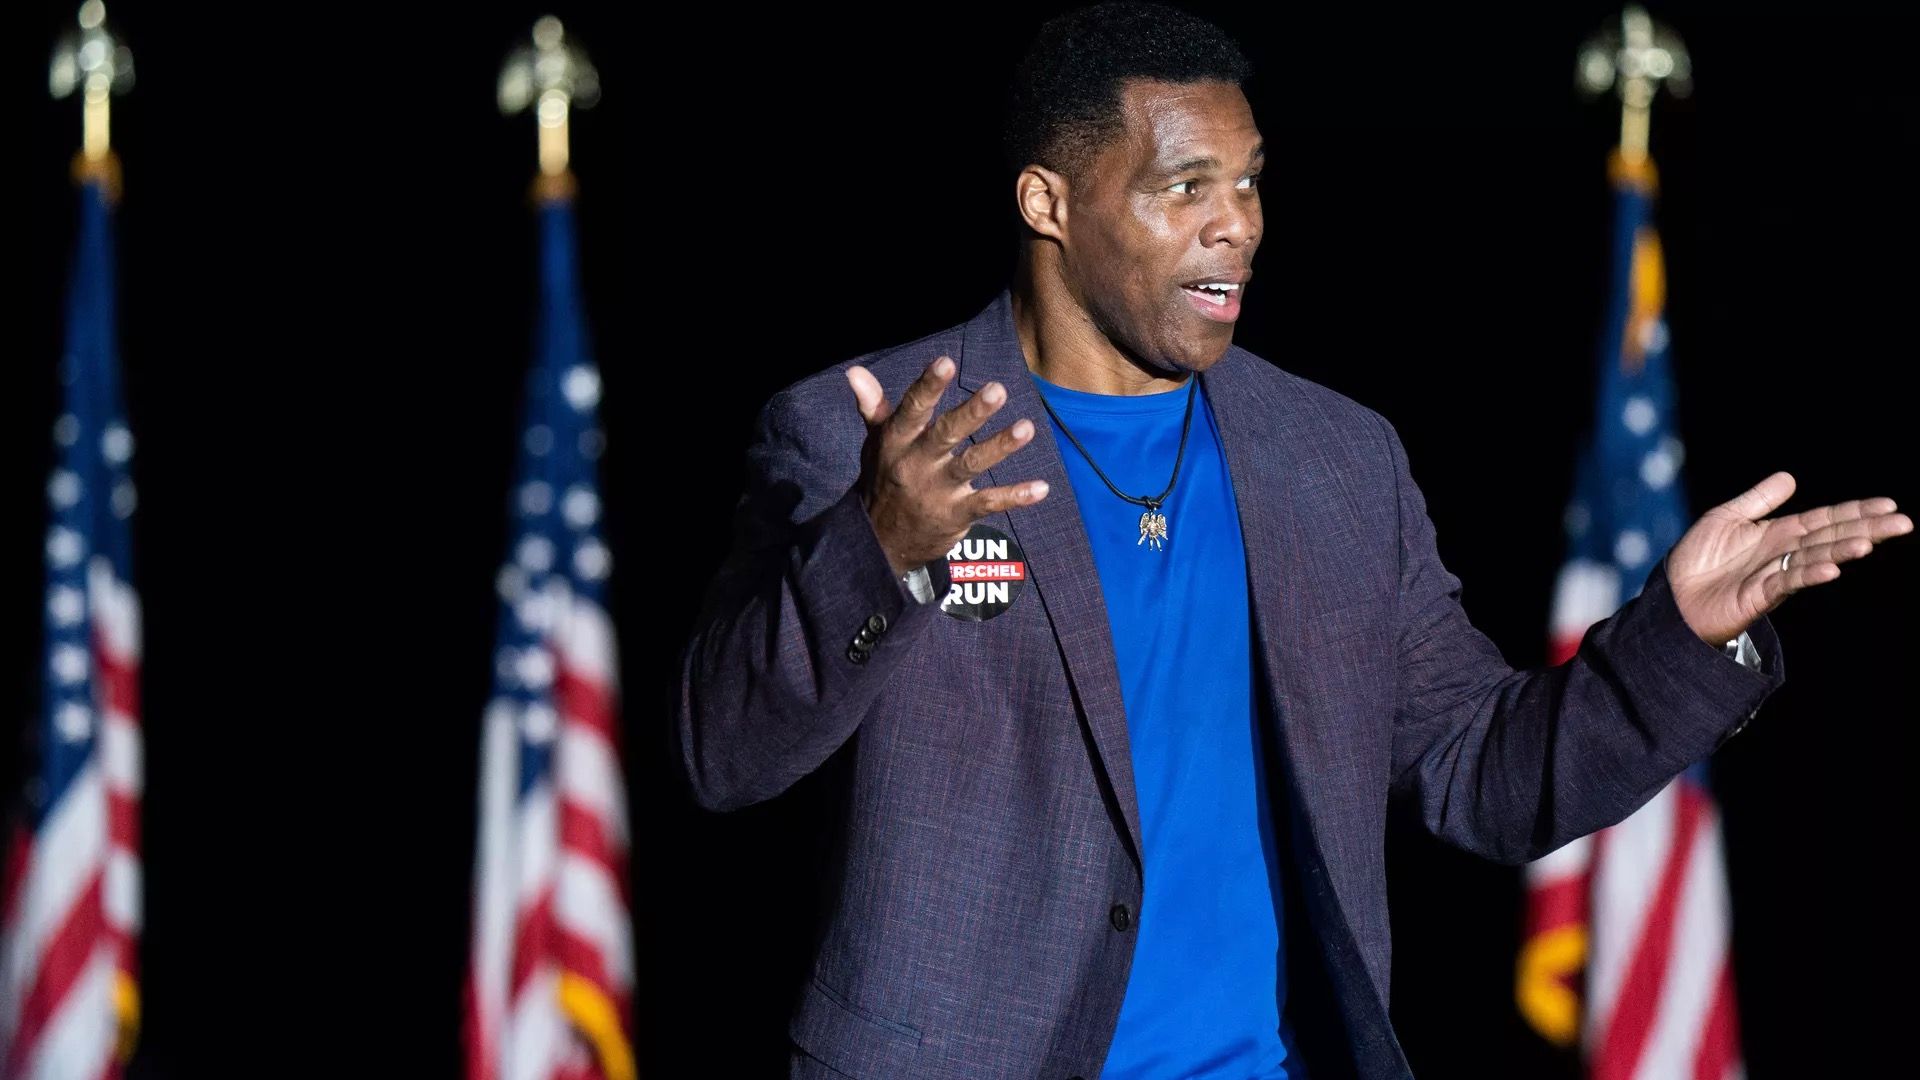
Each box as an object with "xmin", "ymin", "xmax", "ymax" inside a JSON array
[
  {"xmin": 1200, "ymin": 349, "xmax": 1309, "ymax": 777},
  {"xmin": 954, "ymin": 292, "xmax": 1144, "ymax": 872},
  {"xmin": 1202, "ymin": 349, "xmax": 1367, "ymax": 936}
]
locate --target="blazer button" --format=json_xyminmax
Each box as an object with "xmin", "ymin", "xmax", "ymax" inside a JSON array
[
  {"xmin": 847, "ymin": 645, "xmax": 869, "ymax": 665},
  {"xmin": 866, "ymin": 613, "xmax": 888, "ymax": 635},
  {"xmin": 1110, "ymin": 903, "xmax": 1131, "ymax": 932}
]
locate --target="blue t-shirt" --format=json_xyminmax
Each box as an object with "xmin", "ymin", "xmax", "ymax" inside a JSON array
[{"xmin": 1031, "ymin": 372, "xmax": 1293, "ymax": 1080}]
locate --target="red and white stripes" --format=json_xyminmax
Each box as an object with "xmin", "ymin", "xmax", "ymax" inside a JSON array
[
  {"xmin": 1522, "ymin": 558, "xmax": 1742, "ymax": 1080},
  {"xmin": 466, "ymin": 591, "xmax": 632, "ymax": 1080},
  {"xmin": 0, "ymin": 561, "xmax": 142, "ymax": 1080},
  {"xmin": 1584, "ymin": 781, "xmax": 1743, "ymax": 1080}
]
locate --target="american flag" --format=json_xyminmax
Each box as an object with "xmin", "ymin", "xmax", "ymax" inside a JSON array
[
  {"xmin": 1, "ymin": 169, "xmax": 144, "ymax": 1079},
  {"xmin": 1517, "ymin": 151, "xmax": 1742, "ymax": 1080},
  {"xmin": 464, "ymin": 181, "xmax": 635, "ymax": 1080}
]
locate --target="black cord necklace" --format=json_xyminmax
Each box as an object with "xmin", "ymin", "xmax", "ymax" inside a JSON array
[{"xmin": 1034, "ymin": 375, "xmax": 1198, "ymax": 551}]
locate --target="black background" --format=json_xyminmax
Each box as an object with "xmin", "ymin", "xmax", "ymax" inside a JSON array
[{"xmin": 4, "ymin": 2, "xmax": 1914, "ymax": 1077}]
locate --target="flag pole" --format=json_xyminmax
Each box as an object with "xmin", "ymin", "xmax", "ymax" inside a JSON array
[
  {"xmin": 498, "ymin": 15, "xmax": 601, "ymax": 203},
  {"xmin": 1577, "ymin": 5, "xmax": 1691, "ymax": 169},
  {"xmin": 50, "ymin": 0, "xmax": 133, "ymax": 196}
]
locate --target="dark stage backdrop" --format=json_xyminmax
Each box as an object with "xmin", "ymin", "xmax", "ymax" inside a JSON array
[{"xmin": 4, "ymin": 3, "xmax": 1913, "ymax": 1077}]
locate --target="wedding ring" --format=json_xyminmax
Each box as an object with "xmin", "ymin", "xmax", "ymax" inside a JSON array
[{"xmin": 1779, "ymin": 551, "xmax": 1793, "ymax": 573}]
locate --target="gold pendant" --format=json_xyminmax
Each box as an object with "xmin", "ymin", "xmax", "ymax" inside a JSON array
[{"xmin": 1137, "ymin": 508, "xmax": 1168, "ymax": 550}]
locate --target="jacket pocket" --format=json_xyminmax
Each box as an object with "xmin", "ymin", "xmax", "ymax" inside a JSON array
[{"xmin": 787, "ymin": 974, "xmax": 923, "ymax": 1079}]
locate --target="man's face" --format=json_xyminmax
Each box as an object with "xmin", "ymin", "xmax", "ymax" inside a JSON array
[{"xmin": 1059, "ymin": 79, "xmax": 1263, "ymax": 374}]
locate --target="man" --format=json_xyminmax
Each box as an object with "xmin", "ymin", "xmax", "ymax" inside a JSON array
[{"xmin": 673, "ymin": 4, "xmax": 1910, "ymax": 1078}]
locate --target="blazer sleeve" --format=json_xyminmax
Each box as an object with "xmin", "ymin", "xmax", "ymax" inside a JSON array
[
  {"xmin": 1378, "ymin": 413, "xmax": 1785, "ymax": 864},
  {"xmin": 673, "ymin": 388, "xmax": 942, "ymax": 811}
]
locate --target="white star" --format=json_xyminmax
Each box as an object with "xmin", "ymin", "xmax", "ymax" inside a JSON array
[
  {"xmin": 51, "ymin": 644, "xmax": 89, "ymax": 684},
  {"xmin": 1622, "ymin": 396, "xmax": 1657, "ymax": 437},
  {"xmin": 1641, "ymin": 319, "xmax": 1670, "ymax": 355},
  {"xmin": 48, "ymin": 470, "xmax": 82, "ymax": 508},
  {"xmin": 579, "ymin": 428, "xmax": 605, "ymax": 460},
  {"xmin": 111, "ymin": 481, "xmax": 137, "ymax": 519},
  {"xmin": 1614, "ymin": 529, "xmax": 1650, "ymax": 568},
  {"xmin": 1640, "ymin": 447, "xmax": 1678, "ymax": 490},
  {"xmin": 497, "ymin": 565, "xmax": 528, "ymax": 602},
  {"xmin": 516, "ymin": 647, "xmax": 555, "ymax": 689},
  {"xmin": 102, "ymin": 424, "xmax": 134, "ymax": 464},
  {"xmin": 573, "ymin": 539, "xmax": 611, "ymax": 581},
  {"xmin": 562, "ymin": 486, "xmax": 599, "ymax": 529},
  {"xmin": 516, "ymin": 590, "xmax": 556, "ymax": 634},
  {"xmin": 520, "ymin": 703, "xmax": 559, "ymax": 745},
  {"xmin": 525, "ymin": 425, "xmax": 554, "ymax": 457},
  {"xmin": 47, "ymin": 527, "xmax": 85, "ymax": 568},
  {"xmin": 496, "ymin": 647, "xmax": 523, "ymax": 686},
  {"xmin": 48, "ymin": 586, "xmax": 85, "ymax": 627},
  {"xmin": 55, "ymin": 702, "xmax": 92, "ymax": 743},
  {"xmin": 54, "ymin": 414, "xmax": 80, "ymax": 447},
  {"xmin": 517, "ymin": 535, "xmax": 555, "ymax": 572},
  {"xmin": 563, "ymin": 365, "xmax": 602, "ymax": 411},
  {"xmin": 519, "ymin": 481, "xmax": 554, "ymax": 516}
]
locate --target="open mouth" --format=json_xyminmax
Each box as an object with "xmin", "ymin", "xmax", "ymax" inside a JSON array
[
  {"xmin": 1180, "ymin": 282, "xmax": 1241, "ymax": 307},
  {"xmin": 1179, "ymin": 277, "xmax": 1247, "ymax": 322}
]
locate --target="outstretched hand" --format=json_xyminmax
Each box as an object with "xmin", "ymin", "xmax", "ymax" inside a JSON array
[
  {"xmin": 1667, "ymin": 471, "xmax": 1912, "ymax": 644},
  {"xmin": 846, "ymin": 356, "xmax": 1050, "ymax": 577}
]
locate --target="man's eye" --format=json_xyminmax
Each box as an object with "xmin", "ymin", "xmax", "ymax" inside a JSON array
[
  {"xmin": 1170, "ymin": 180, "xmax": 1198, "ymax": 195},
  {"xmin": 1236, "ymin": 172, "xmax": 1261, "ymax": 190}
]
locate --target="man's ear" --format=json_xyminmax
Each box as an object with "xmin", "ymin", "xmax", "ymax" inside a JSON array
[{"xmin": 1015, "ymin": 164, "xmax": 1069, "ymax": 241}]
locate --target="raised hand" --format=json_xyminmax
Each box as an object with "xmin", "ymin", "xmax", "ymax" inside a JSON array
[
  {"xmin": 1667, "ymin": 471, "xmax": 1912, "ymax": 644},
  {"xmin": 846, "ymin": 356, "xmax": 1050, "ymax": 577}
]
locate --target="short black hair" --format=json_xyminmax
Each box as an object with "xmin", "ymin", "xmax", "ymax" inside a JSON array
[{"xmin": 1004, "ymin": 1, "xmax": 1253, "ymax": 179}]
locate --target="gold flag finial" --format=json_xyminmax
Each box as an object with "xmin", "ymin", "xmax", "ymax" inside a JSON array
[
  {"xmin": 499, "ymin": 16, "xmax": 601, "ymax": 192},
  {"xmin": 50, "ymin": 1, "xmax": 134, "ymax": 168},
  {"xmin": 1577, "ymin": 6, "xmax": 1691, "ymax": 166}
]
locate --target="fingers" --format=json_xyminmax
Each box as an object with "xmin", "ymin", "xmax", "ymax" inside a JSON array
[
  {"xmin": 924, "ymin": 381, "xmax": 1009, "ymax": 452},
  {"xmin": 1719, "ymin": 471, "xmax": 1796, "ymax": 522},
  {"xmin": 962, "ymin": 479, "xmax": 1050, "ymax": 518},
  {"xmin": 1791, "ymin": 536, "xmax": 1876, "ymax": 569},
  {"xmin": 846, "ymin": 365, "xmax": 892, "ymax": 427},
  {"xmin": 1760, "ymin": 557, "xmax": 1842, "ymax": 606},
  {"xmin": 1753, "ymin": 503, "xmax": 1911, "ymax": 603},
  {"xmin": 854, "ymin": 355, "xmax": 1049, "ymax": 570},
  {"xmin": 1762, "ymin": 505, "xmax": 1912, "ymax": 597},
  {"xmin": 1797, "ymin": 505, "xmax": 1912, "ymax": 549},
  {"xmin": 948, "ymin": 418, "xmax": 1035, "ymax": 481},
  {"xmin": 886, "ymin": 356, "xmax": 957, "ymax": 443},
  {"xmin": 1789, "ymin": 496, "xmax": 1902, "ymax": 537}
]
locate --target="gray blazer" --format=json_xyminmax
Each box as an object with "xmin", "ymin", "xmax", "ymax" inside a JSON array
[{"xmin": 674, "ymin": 290, "xmax": 1782, "ymax": 1079}]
